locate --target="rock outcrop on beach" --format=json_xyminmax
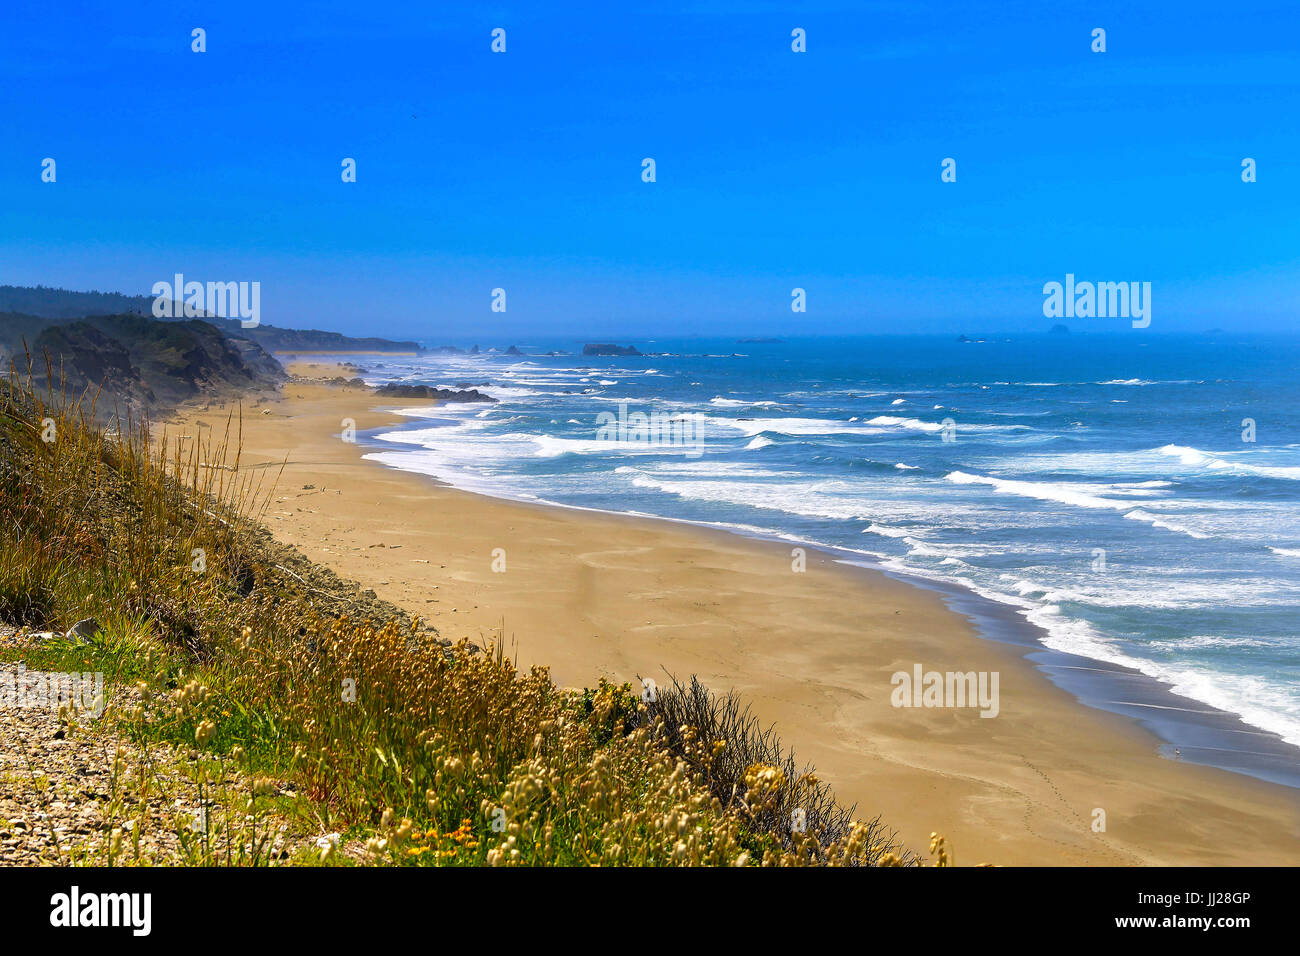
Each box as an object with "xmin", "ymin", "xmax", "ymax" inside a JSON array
[
  {"xmin": 372, "ymin": 382, "xmax": 496, "ymax": 403},
  {"xmin": 582, "ymin": 343, "xmax": 642, "ymax": 356},
  {"xmin": 26, "ymin": 322, "xmax": 149, "ymax": 407},
  {"xmin": 13, "ymin": 312, "xmax": 286, "ymax": 418}
]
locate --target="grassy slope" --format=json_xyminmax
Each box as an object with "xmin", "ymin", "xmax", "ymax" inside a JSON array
[{"xmin": 0, "ymin": 369, "xmax": 923, "ymax": 867}]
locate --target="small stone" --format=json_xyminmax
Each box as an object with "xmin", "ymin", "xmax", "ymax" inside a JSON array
[{"xmin": 66, "ymin": 619, "xmax": 101, "ymax": 642}]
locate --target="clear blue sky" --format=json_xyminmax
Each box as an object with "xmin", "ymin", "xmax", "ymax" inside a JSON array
[{"xmin": 2, "ymin": 1, "xmax": 1296, "ymax": 340}]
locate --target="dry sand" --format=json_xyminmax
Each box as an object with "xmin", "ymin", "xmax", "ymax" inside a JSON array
[{"xmin": 165, "ymin": 363, "xmax": 1300, "ymax": 865}]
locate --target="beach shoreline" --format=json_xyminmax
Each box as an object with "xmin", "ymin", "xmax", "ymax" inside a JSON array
[{"xmin": 164, "ymin": 363, "xmax": 1300, "ymax": 865}]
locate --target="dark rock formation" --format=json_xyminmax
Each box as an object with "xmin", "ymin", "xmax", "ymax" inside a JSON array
[
  {"xmin": 373, "ymin": 383, "xmax": 496, "ymax": 403},
  {"xmin": 582, "ymin": 343, "xmax": 642, "ymax": 357},
  {"xmin": 28, "ymin": 314, "xmax": 285, "ymax": 416}
]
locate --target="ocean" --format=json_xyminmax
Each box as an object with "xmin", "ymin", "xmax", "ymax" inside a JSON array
[{"xmin": 345, "ymin": 333, "xmax": 1300, "ymax": 779}]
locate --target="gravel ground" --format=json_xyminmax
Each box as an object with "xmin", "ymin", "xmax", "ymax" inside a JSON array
[{"xmin": 0, "ymin": 627, "xmax": 306, "ymax": 866}]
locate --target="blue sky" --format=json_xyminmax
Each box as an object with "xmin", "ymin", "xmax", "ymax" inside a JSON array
[{"xmin": 2, "ymin": 1, "xmax": 1297, "ymax": 341}]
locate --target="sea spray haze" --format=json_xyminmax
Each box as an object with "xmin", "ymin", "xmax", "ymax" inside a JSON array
[{"xmin": 353, "ymin": 332, "xmax": 1300, "ymax": 765}]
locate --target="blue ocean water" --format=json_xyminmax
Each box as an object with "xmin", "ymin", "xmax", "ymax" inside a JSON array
[{"xmin": 350, "ymin": 333, "xmax": 1300, "ymax": 751}]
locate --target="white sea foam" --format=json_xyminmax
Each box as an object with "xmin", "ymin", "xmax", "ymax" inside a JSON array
[
  {"xmin": 1150, "ymin": 635, "xmax": 1276, "ymax": 650},
  {"xmin": 616, "ymin": 462, "xmax": 796, "ymax": 479},
  {"xmin": 352, "ymin": 351, "xmax": 1300, "ymax": 753},
  {"xmin": 901, "ymin": 584, "xmax": 1300, "ymax": 746},
  {"xmin": 1014, "ymin": 379, "xmax": 1196, "ymax": 387},
  {"xmin": 625, "ymin": 475, "xmax": 876, "ymax": 521},
  {"xmin": 946, "ymin": 471, "xmax": 1131, "ymax": 509},
  {"xmin": 866, "ymin": 415, "xmax": 944, "ymax": 432},
  {"xmin": 867, "ymin": 415, "xmax": 1028, "ymax": 433},
  {"xmin": 710, "ymin": 396, "xmax": 788, "ymax": 408},
  {"xmin": 944, "ymin": 471, "xmax": 1215, "ymax": 539},
  {"xmin": 1122, "ymin": 508, "xmax": 1211, "ymax": 539},
  {"xmin": 709, "ymin": 417, "xmax": 890, "ymax": 437},
  {"xmin": 1157, "ymin": 444, "xmax": 1300, "ymax": 480},
  {"xmin": 862, "ymin": 523, "xmax": 912, "ymax": 538},
  {"xmin": 998, "ymin": 572, "xmax": 1300, "ymax": 610},
  {"xmin": 903, "ymin": 536, "xmax": 953, "ymax": 558},
  {"xmin": 530, "ymin": 434, "xmax": 704, "ymax": 458}
]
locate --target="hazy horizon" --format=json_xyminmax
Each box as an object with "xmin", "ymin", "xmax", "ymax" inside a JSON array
[{"xmin": 4, "ymin": 281, "xmax": 1285, "ymax": 349}]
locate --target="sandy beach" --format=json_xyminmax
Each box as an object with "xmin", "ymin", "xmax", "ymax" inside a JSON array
[{"xmin": 166, "ymin": 363, "xmax": 1300, "ymax": 866}]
